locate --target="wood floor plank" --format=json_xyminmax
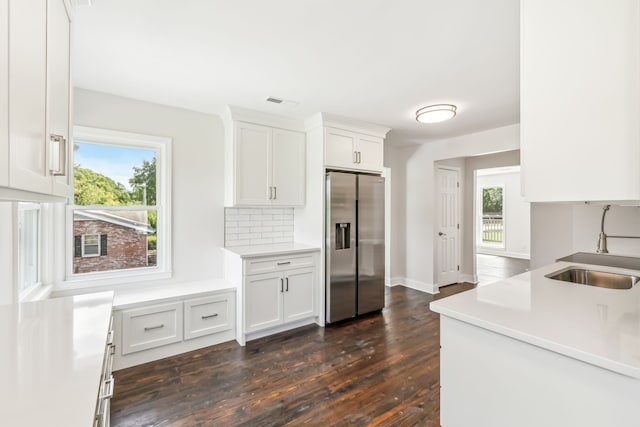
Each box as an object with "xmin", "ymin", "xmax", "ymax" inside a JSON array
[{"xmin": 111, "ymin": 283, "xmax": 474, "ymax": 427}]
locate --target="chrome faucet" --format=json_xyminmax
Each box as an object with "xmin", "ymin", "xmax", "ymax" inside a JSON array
[
  {"xmin": 596, "ymin": 204, "xmax": 640, "ymax": 254},
  {"xmin": 596, "ymin": 205, "xmax": 610, "ymax": 253}
]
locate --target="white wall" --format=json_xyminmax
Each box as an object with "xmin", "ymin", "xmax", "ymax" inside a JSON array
[
  {"xmin": 385, "ymin": 124, "xmax": 520, "ymax": 293},
  {"xmin": 72, "ymin": 88, "xmax": 225, "ymax": 287},
  {"xmin": 476, "ymin": 170, "xmax": 530, "ymax": 259},
  {"xmin": 531, "ymin": 203, "xmax": 640, "ymax": 268}
]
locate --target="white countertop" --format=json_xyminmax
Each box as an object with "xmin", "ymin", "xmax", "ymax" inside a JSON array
[
  {"xmin": 113, "ymin": 279, "xmax": 236, "ymax": 310},
  {"xmin": 0, "ymin": 291, "xmax": 114, "ymax": 427},
  {"xmin": 430, "ymin": 261, "xmax": 640, "ymax": 378},
  {"xmin": 222, "ymin": 242, "xmax": 320, "ymax": 258}
]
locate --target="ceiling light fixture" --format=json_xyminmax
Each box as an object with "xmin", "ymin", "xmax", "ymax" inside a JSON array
[{"xmin": 416, "ymin": 104, "xmax": 457, "ymax": 124}]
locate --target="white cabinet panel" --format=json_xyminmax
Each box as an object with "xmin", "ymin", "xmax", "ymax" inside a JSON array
[
  {"xmin": 184, "ymin": 294, "xmax": 233, "ymax": 340},
  {"xmin": 8, "ymin": 0, "xmax": 49, "ymax": 193},
  {"xmin": 324, "ymin": 126, "xmax": 384, "ymax": 173},
  {"xmin": 48, "ymin": 0, "xmax": 72, "ymax": 196},
  {"xmin": 235, "ymin": 122, "xmax": 272, "ymax": 205},
  {"xmin": 282, "ymin": 267, "xmax": 315, "ymax": 323},
  {"xmin": 272, "ymin": 128, "xmax": 305, "ymax": 206},
  {"xmin": 244, "ymin": 253, "xmax": 315, "ymax": 275},
  {"xmin": 121, "ymin": 302, "xmax": 183, "ymax": 354},
  {"xmin": 356, "ymin": 134, "xmax": 383, "ymax": 173},
  {"xmin": 245, "ymin": 272, "xmax": 284, "ymax": 332},
  {"xmin": 325, "ymin": 127, "xmax": 357, "ymax": 170},
  {"xmin": 227, "ymin": 120, "xmax": 306, "ymax": 207},
  {"xmin": 521, "ymin": 0, "xmax": 640, "ymax": 202}
]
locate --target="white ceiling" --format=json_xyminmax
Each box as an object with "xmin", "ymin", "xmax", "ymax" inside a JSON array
[{"xmin": 73, "ymin": 0, "xmax": 520, "ymax": 145}]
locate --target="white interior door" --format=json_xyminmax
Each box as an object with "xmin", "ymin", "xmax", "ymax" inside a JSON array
[{"xmin": 436, "ymin": 167, "xmax": 460, "ymax": 286}]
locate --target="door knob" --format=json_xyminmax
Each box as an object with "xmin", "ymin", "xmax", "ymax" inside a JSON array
[{"xmin": 438, "ymin": 232, "xmax": 446, "ymax": 236}]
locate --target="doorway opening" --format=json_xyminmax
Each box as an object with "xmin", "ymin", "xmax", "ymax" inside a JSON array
[{"xmin": 475, "ymin": 166, "xmax": 530, "ymax": 286}]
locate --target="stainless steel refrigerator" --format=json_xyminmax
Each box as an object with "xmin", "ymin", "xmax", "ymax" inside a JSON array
[{"xmin": 326, "ymin": 171, "xmax": 385, "ymax": 323}]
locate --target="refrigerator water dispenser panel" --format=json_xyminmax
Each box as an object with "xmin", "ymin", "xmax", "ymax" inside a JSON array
[{"xmin": 336, "ymin": 223, "xmax": 351, "ymax": 249}]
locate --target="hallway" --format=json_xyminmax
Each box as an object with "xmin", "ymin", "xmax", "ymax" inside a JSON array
[{"xmin": 476, "ymin": 253, "xmax": 530, "ymax": 286}]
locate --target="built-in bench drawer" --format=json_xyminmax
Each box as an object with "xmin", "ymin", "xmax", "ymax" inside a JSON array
[
  {"xmin": 121, "ymin": 302, "xmax": 183, "ymax": 355},
  {"xmin": 184, "ymin": 293, "xmax": 233, "ymax": 340},
  {"xmin": 245, "ymin": 253, "xmax": 315, "ymax": 275}
]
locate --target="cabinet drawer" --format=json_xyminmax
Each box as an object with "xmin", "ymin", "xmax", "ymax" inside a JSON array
[
  {"xmin": 184, "ymin": 294, "xmax": 234, "ymax": 340},
  {"xmin": 245, "ymin": 253, "xmax": 315, "ymax": 275},
  {"xmin": 121, "ymin": 302, "xmax": 183, "ymax": 355}
]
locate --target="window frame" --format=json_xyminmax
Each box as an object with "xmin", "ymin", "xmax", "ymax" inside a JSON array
[
  {"xmin": 81, "ymin": 233, "xmax": 101, "ymax": 257},
  {"xmin": 17, "ymin": 202, "xmax": 42, "ymax": 300},
  {"xmin": 61, "ymin": 126, "xmax": 172, "ymax": 289}
]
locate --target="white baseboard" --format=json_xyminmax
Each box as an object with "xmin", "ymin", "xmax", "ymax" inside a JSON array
[
  {"xmin": 389, "ymin": 277, "xmax": 439, "ymax": 294},
  {"xmin": 477, "ymin": 248, "xmax": 530, "ymax": 260},
  {"xmin": 459, "ymin": 274, "xmax": 478, "ymax": 284}
]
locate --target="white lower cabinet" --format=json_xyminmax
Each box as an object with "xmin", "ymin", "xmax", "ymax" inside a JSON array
[
  {"xmin": 245, "ymin": 266, "xmax": 315, "ymax": 333},
  {"xmin": 440, "ymin": 316, "xmax": 640, "ymax": 427},
  {"xmin": 224, "ymin": 249, "xmax": 320, "ymax": 345},
  {"xmin": 184, "ymin": 294, "xmax": 233, "ymax": 340},
  {"xmin": 113, "ymin": 288, "xmax": 236, "ymax": 370},
  {"xmin": 121, "ymin": 302, "xmax": 183, "ymax": 355}
]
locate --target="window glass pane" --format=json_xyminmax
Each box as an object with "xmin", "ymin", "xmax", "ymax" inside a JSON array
[
  {"xmin": 18, "ymin": 204, "xmax": 39, "ymax": 293},
  {"xmin": 481, "ymin": 187, "xmax": 504, "ymax": 245},
  {"xmin": 73, "ymin": 209, "xmax": 157, "ymax": 274},
  {"xmin": 74, "ymin": 142, "xmax": 157, "ymax": 206}
]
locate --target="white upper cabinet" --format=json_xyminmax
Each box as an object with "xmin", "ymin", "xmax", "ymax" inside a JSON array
[
  {"xmin": 224, "ymin": 107, "xmax": 306, "ymax": 207},
  {"xmin": 520, "ymin": 0, "xmax": 640, "ymax": 202},
  {"xmin": 325, "ymin": 127, "xmax": 384, "ymax": 173},
  {"xmin": 1, "ymin": 0, "xmax": 72, "ymax": 198}
]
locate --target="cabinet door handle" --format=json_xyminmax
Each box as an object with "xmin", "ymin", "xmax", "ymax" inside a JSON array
[
  {"xmin": 277, "ymin": 261, "xmax": 291, "ymax": 265},
  {"xmin": 285, "ymin": 277, "xmax": 289, "ymax": 292},
  {"xmin": 273, "ymin": 186, "xmax": 276, "ymax": 200},
  {"xmin": 144, "ymin": 324, "xmax": 164, "ymax": 331},
  {"xmin": 49, "ymin": 134, "xmax": 66, "ymax": 176},
  {"xmin": 280, "ymin": 278, "xmax": 284, "ymax": 293},
  {"xmin": 268, "ymin": 186, "xmax": 272, "ymax": 200},
  {"xmin": 353, "ymin": 151, "xmax": 358, "ymax": 164},
  {"xmin": 201, "ymin": 313, "xmax": 219, "ymax": 319},
  {"xmin": 357, "ymin": 151, "xmax": 362, "ymax": 164}
]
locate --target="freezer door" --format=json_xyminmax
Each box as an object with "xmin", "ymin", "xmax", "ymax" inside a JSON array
[
  {"xmin": 326, "ymin": 172, "xmax": 357, "ymax": 323},
  {"xmin": 357, "ymin": 174, "xmax": 385, "ymax": 315}
]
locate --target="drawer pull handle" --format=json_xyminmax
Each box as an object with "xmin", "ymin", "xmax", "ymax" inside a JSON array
[
  {"xmin": 101, "ymin": 376, "xmax": 115, "ymax": 400},
  {"xmin": 201, "ymin": 313, "xmax": 219, "ymax": 320},
  {"xmin": 277, "ymin": 261, "xmax": 291, "ymax": 265},
  {"xmin": 144, "ymin": 324, "xmax": 164, "ymax": 331}
]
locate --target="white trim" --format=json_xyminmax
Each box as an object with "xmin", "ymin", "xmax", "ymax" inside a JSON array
[
  {"xmin": 81, "ymin": 233, "xmax": 100, "ymax": 257},
  {"xmin": 16, "ymin": 203, "xmax": 42, "ymax": 300},
  {"xmin": 62, "ymin": 126, "xmax": 172, "ymax": 289},
  {"xmin": 389, "ymin": 277, "xmax": 439, "ymax": 295},
  {"xmin": 459, "ymin": 274, "xmax": 478, "ymax": 284}
]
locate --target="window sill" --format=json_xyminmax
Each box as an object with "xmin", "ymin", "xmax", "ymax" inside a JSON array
[
  {"xmin": 19, "ymin": 284, "xmax": 53, "ymax": 303},
  {"xmin": 55, "ymin": 269, "xmax": 172, "ymax": 296}
]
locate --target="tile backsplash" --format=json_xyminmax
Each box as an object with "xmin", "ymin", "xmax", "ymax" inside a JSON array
[{"xmin": 225, "ymin": 207, "xmax": 294, "ymax": 247}]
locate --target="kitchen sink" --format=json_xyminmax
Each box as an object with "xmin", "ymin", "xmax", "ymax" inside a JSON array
[{"xmin": 545, "ymin": 267, "xmax": 640, "ymax": 289}]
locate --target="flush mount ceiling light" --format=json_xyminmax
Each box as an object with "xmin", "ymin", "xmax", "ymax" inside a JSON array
[{"xmin": 416, "ymin": 104, "xmax": 457, "ymax": 124}]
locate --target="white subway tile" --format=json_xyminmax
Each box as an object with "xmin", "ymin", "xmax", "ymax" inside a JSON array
[
  {"xmin": 225, "ymin": 233, "xmax": 238, "ymax": 241},
  {"xmin": 237, "ymin": 220, "xmax": 262, "ymax": 227},
  {"xmin": 225, "ymin": 221, "xmax": 238, "ymax": 228},
  {"xmin": 251, "ymin": 214, "xmax": 273, "ymax": 221},
  {"xmin": 251, "ymin": 226, "xmax": 273, "ymax": 233},
  {"xmin": 251, "ymin": 238, "xmax": 273, "ymax": 245},
  {"xmin": 238, "ymin": 208, "xmax": 262, "ymax": 215},
  {"xmin": 262, "ymin": 220, "xmax": 284, "ymax": 226},
  {"xmin": 274, "ymin": 225, "xmax": 294, "ymax": 232},
  {"xmin": 225, "ymin": 239, "xmax": 251, "ymax": 247},
  {"xmin": 282, "ymin": 231, "xmax": 294, "ymax": 238},
  {"xmin": 226, "ymin": 227, "xmax": 251, "ymax": 234},
  {"xmin": 262, "ymin": 232, "xmax": 283, "ymax": 238},
  {"xmin": 227, "ymin": 214, "xmax": 251, "ymax": 221},
  {"xmin": 225, "ymin": 208, "xmax": 238, "ymax": 215}
]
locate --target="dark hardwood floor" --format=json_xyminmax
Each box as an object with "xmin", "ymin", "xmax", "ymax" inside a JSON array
[{"xmin": 111, "ymin": 283, "xmax": 474, "ymax": 427}]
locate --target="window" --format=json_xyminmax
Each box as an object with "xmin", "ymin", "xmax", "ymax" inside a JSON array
[
  {"xmin": 81, "ymin": 234, "xmax": 100, "ymax": 257},
  {"xmin": 67, "ymin": 126, "xmax": 171, "ymax": 284},
  {"xmin": 480, "ymin": 186, "xmax": 504, "ymax": 247},
  {"xmin": 18, "ymin": 203, "xmax": 41, "ymax": 296}
]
